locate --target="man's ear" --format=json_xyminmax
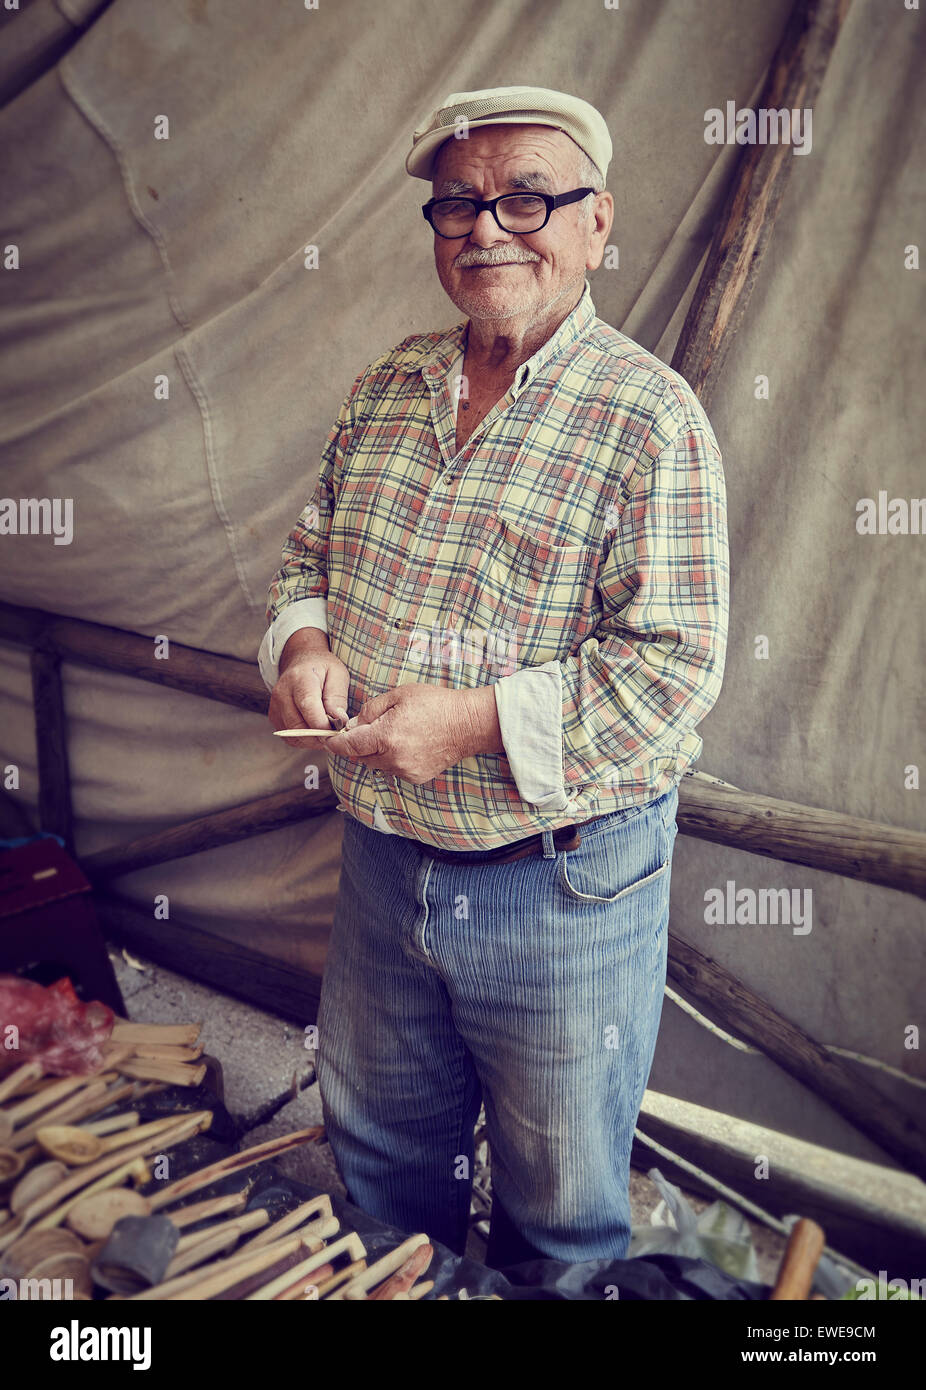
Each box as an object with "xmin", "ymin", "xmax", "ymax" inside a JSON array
[{"xmin": 586, "ymin": 192, "xmax": 614, "ymax": 272}]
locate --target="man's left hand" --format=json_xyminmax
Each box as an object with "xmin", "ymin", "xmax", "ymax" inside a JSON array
[{"xmin": 322, "ymin": 683, "xmax": 499, "ymax": 784}]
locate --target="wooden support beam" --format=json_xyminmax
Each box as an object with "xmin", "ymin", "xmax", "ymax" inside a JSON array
[
  {"xmin": 0, "ymin": 600, "xmax": 267, "ymax": 714},
  {"xmin": 666, "ymin": 931, "xmax": 926, "ymax": 1183},
  {"xmin": 77, "ymin": 766, "xmax": 926, "ymax": 903},
  {"xmin": 30, "ymin": 639, "xmax": 74, "ymax": 852},
  {"xmin": 95, "ymin": 892, "xmax": 321, "ymax": 1023},
  {"xmin": 632, "ymin": 1110, "xmax": 926, "ymax": 1280},
  {"xmin": 672, "ymin": 0, "xmax": 852, "ymax": 408},
  {"xmin": 4, "ymin": 599, "xmax": 924, "ymax": 900},
  {"xmin": 81, "ymin": 785, "xmax": 338, "ymax": 883},
  {"xmin": 680, "ymin": 772, "xmax": 926, "ymax": 900}
]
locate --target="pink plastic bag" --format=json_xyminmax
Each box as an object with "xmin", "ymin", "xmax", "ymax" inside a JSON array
[{"xmin": 0, "ymin": 974, "xmax": 114, "ymax": 1076}]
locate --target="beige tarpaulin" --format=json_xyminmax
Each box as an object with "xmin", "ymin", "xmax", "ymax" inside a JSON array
[{"xmin": 0, "ymin": 0, "xmax": 922, "ymax": 1162}]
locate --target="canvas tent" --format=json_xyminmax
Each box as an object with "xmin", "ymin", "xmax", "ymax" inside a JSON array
[{"xmin": 0, "ymin": 0, "xmax": 923, "ymax": 1194}]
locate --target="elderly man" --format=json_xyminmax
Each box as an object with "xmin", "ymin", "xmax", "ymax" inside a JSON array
[{"xmin": 259, "ymin": 86, "xmax": 729, "ymax": 1268}]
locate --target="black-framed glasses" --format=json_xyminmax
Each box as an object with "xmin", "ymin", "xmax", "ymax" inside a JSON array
[{"xmin": 421, "ymin": 187, "xmax": 595, "ymax": 239}]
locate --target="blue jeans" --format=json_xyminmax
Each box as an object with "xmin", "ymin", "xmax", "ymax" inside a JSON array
[{"xmin": 315, "ymin": 785, "xmax": 679, "ymax": 1267}]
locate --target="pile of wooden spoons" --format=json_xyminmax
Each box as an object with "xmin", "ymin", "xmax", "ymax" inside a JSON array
[
  {"xmin": 0, "ymin": 1017, "xmax": 217, "ymax": 1293},
  {"xmin": 1, "ymin": 1016, "xmax": 438, "ymax": 1300},
  {"xmin": 1, "ymin": 1227, "xmax": 93, "ymax": 1299}
]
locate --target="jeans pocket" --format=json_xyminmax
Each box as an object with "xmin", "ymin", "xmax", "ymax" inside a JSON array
[{"xmin": 557, "ymin": 800, "xmax": 671, "ymax": 904}]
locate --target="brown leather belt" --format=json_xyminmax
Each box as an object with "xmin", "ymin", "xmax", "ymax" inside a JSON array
[{"xmin": 416, "ymin": 814, "xmax": 611, "ymax": 866}]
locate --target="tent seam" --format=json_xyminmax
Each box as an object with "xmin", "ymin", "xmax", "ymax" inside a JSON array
[
  {"xmin": 174, "ymin": 342, "xmax": 258, "ymax": 614},
  {"xmin": 56, "ymin": 58, "xmax": 259, "ymax": 617},
  {"xmin": 56, "ymin": 60, "xmax": 193, "ymax": 334}
]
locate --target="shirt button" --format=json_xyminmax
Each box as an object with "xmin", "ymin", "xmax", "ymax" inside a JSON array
[{"xmin": 394, "ymin": 619, "xmax": 405, "ymax": 629}]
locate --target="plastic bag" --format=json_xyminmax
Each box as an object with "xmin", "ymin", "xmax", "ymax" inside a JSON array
[
  {"xmin": 0, "ymin": 974, "xmax": 113, "ymax": 1076},
  {"xmin": 627, "ymin": 1167, "xmax": 760, "ymax": 1284}
]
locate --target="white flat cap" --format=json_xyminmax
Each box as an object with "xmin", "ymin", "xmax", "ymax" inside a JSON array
[{"xmin": 406, "ymin": 85, "xmax": 612, "ymax": 182}]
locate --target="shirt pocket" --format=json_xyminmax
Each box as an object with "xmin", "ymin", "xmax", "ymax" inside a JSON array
[{"xmin": 447, "ymin": 512, "xmax": 600, "ymax": 670}]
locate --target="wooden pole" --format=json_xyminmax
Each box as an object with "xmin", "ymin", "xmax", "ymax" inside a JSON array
[
  {"xmin": 3, "ymin": 599, "xmax": 924, "ymax": 898},
  {"xmin": 671, "ymin": 0, "xmax": 852, "ymax": 409},
  {"xmin": 30, "ymin": 639, "xmax": 74, "ymax": 852},
  {"xmin": 77, "ymin": 770, "xmax": 926, "ymax": 902},
  {"xmin": 0, "ymin": 600, "xmax": 267, "ymax": 714},
  {"xmin": 666, "ymin": 931, "xmax": 926, "ymax": 1183},
  {"xmin": 680, "ymin": 773, "xmax": 926, "ymax": 899},
  {"xmin": 630, "ymin": 1115, "xmax": 926, "ymax": 1276},
  {"xmin": 81, "ymin": 785, "xmax": 337, "ymax": 882}
]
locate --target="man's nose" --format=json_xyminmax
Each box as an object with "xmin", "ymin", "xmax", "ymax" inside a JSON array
[{"xmin": 468, "ymin": 208, "xmax": 512, "ymax": 247}]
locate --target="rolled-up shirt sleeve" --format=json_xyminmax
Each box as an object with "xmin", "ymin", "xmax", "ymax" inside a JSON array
[
  {"xmin": 258, "ymin": 596, "xmax": 329, "ymax": 691},
  {"xmin": 259, "ymin": 377, "xmax": 363, "ymax": 691},
  {"xmin": 494, "ymin": 396, "xmax": 729, "ymax": 809},
  {"xmin": 493, "ymin": 664, "xmax": 566, "ymax": 810}
]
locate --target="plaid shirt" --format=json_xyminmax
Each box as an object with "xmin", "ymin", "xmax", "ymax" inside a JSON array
[{"xmin": 260, "ymin": 281, "xmax": 729, "ymax": 851}]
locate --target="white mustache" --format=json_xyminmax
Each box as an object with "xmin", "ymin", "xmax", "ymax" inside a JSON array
[{"xmin": 454, "ymin": 248, "xmax": 540, "ymax": 267}]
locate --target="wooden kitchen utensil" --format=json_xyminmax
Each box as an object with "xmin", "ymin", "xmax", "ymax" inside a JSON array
[
  {"xmin": 164, "ymin": 1210, "xmax": 271, "ymax": 1276},
  {"xmin": 65, "ymin": 1173, "xmax": 249, "ymax": 1243},
  {"xmin": 0, "ymin": 1147, "xmax": 25, "ymax": 1181},
  {"xmin": 0, "ymin": 1226, "xmax": 86, "ymax": 1279},
  {"xmin": 2, "ymin": 1074, "xmax": 103, "ymax": 1129},
  {"xmin": 82, "ymin": 1111, "xmax": 141, "ymax": 1137},
  {"xmin": 0, "ymin": 1110, "xmax": 212, "ymax": 1251},
  {"xmin": 129, "ymin": 1230, "xmax": 325, "ymax": 1301},
  {"xmin": 66, "ymin": 1189, "xmax": 153, "ymax": 1241},
  {"xmin": 245, "ymin": 1232, "xmax": 365, "ymax": 1302},
  {"xmin": 273, "ymin": 729, "xmax": 337, "ymax": 738},
  {"xmin": 147, "ymin": 1125, "xmax": 324, "ymax": 1211},
  {"xmin": 11, "ymin": 1078, "xmax": 133, "ymax": 1148},
  {"xmin": 9, "ymin": 1160, "xmax": 68, "ymax": 1214},
  {"xmin": 110, "ymin": 1021, "xmax": 201, "ymax": 1047},
  {"xmin": 36, "ymin": 1112, "xmax": 180, "ymax": 1165},
  {"xmin": 0, "ymin": 1062, "xmax": 43, "ymax": 1105},
  {"xmin": 114, "ymin": 1059, "xmax": 207, "ymax": 1087},
  {"xmin": 331, "ymin": 1233, "xmax": 431, "ymax": 1300},
  {"xmin": 367, "ymin": 1241, "xmax": 434, "ymax": 1299},
  {"xmin": 237, "ymin": 1194, "xmax": 333, "ymax": 1250}
]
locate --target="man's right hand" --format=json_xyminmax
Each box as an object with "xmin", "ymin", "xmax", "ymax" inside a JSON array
[{"xmin": 268, "ymin": 627, "xmax": 351, "ymax": 750}]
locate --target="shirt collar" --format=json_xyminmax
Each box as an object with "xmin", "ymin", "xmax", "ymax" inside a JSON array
[{"xmin": 394, "ymin": 279, "xmax": 596, "ymax": 388}]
